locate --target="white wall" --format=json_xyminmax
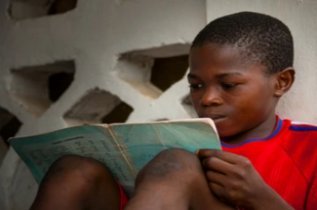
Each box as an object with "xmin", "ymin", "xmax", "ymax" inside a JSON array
[
  {"xmin": 1, "ymin": 0, "xmax": 317, "ymax": 209},
  {"xmin": 0, "ymin": 0, "xmax": 206, "ymax": 209}
]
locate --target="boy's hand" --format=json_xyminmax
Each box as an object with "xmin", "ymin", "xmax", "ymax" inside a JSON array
[{"xmin": 197, "ymin": 149, "xmax": 294, "ymax": 210}]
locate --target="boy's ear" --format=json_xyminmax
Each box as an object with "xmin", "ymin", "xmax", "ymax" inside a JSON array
[{"xmin": 274, "ymin": 67, "xmax": 295, "ymax": 97}]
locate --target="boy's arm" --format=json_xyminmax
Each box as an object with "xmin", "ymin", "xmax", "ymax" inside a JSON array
[{"xmin": 197, "ymin": 149, "xmax": 294, "ymax": 210}]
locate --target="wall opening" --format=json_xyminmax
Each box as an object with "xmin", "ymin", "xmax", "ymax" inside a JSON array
[
  {"xmin": 151, "ymin": 55, "xmax": 188, "ymax": 91},
  {"xmin": 10, "ymin": 60, "xmax": 75, "ymax": 117},
  {"xmin": 63, "ymin": 88, "xmax": 134, "ymax": 125},
  {"xmin": 8, "ymin": 0, "xmax": 77, "ymax": 20},
  {"xmin": 101, "ymin": 102, "xmax": 133, "ymax": 124},
  {"xmin": 0, "ymin": 107, "xmax": 22, "ymax": 163},
  {"xmin": 116, "ymin": 43, "xmax": 190, "ymax": 99},
  {"xmin": 48, "ymin": 71, "xmax": 74, "ymax": 102}
]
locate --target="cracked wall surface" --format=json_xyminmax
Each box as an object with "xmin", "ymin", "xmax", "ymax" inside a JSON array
[{"xmin": 0, "ymin": 0, "xmax": 316, "ymax": 209}]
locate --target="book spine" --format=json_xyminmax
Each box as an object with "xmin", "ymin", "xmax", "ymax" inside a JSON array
[{"xmin": 107, "ymin": 126, "xmax": 137, "ymax": 177}]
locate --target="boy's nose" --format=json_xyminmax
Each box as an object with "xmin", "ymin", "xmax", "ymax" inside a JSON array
[{"xmin": 200, "ymin": 87, "xmax": 223, "ymax": 107}]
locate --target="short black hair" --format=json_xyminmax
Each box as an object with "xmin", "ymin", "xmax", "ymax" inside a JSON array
[{"xmin": 191, "ymin": 12, "xmax": 294, "ymax": 73}]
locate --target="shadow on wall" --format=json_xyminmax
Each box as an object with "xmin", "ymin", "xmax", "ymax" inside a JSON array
[
  {"xmin": 8, "ymin": 0, "xmax": 77, "ymax": 20},
  {"xmin": 10, "ymin": 60, "xmax": 75, "ymax": 117},
  {"xmin": 116, "ymin": 44, "xmax": 190, "ymax": 99},
  {"xmin": 0, "ymin": 107, "xmax": 22, "ymax": 164},
  {"xmin": 115, "ymin": 43, "xmax": 196, "ymax": 117},
  {"xmin": 63, "ymin": 88, "xmax": 134, "ymax": 126}
]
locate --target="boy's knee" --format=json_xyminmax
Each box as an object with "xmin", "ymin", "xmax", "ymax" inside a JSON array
[
  {"xmin": 154, "ymin": 148, "xmax": 200, "ymax": 170},
  {"xmin": 43, "ymin": 155, "xmax": 113, "ymax": 190},
  {"xmin": 136, "ymin": 149, "xmax": 202, "ymax": 184},
  {"xmin": 33, "ymin": 155, "xmax": 120, "ymax": 209}
]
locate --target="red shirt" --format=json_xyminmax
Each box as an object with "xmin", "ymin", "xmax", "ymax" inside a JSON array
[{"xmin": 222, "ymin": 118, "xmax": 317, "ymax": 210}]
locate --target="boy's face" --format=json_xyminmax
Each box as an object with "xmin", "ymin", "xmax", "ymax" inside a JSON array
[{"xmin": 188, "ymin": 43, "xmax": 278, "ymax": 141}]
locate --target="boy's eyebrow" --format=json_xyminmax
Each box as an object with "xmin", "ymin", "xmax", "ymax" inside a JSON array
[
  {"xmin": 187, "ymin": 72, "xmax": 244, "ymax": 80},
  {"xmin": 218, "ymin": 72, "xmax": 244, "ymax": 79}
]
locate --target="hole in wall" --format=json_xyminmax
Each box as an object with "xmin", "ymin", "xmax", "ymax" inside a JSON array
[
  {"xmin": 101, "ymin": 102, "xmax": 133, "ymax": 124},
  {"xmin": 48, "ymin": 72, "xmax": 74, "ymax": 102},
  {"xmin": 151, "ymin": 55, "xmax": 189, "ymax": 91},
  {"xmin": 116, "ymin": 43, "xmax": 190, "ymax": 99},
  {"xmin": 63, "ymin": 88, "xmax": 134, "ymax": 126},
  {"xmin": 0, "ymin": 107, "xmax": 22, "ymax": 163},
  {"xmin": 10, "ymin": 60, "xmax": 75, "ymax": 117},
  {"xmin": 8, "ymin": 0, "xmax": 77, "ymax": 20}
]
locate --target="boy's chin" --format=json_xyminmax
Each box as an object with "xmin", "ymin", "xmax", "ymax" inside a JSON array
[
  {"xmin": 218, "ymin": 127, "xmax": 249, "ymax": 144},
  {"xmin": 216, "ymin": 125, "xmax": 240, "ymax": 141}
]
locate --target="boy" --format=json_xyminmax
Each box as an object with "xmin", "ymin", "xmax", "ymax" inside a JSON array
[{"xmin": 30, "ymin": 12, "xmax": 316, "ymax": 210}]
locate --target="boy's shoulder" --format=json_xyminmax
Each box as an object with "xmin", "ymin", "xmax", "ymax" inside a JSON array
[
  {"xmin": 279, "ymin": 118, "xmax": 317, "ymax": 178},
  {"xmin": 287, "ymin": 119, "xmax": 317, "ymax": 132},
  {"xmin": 280, "ymin": 118, "xmax": 317, "ymax": 162},
  {"xmin": 271, "ymin": 118, "xmax": 317, "ymax": 158},
  {"xmin": 280, "ymin": 118, "xmax": 317, "ymax": 143}
]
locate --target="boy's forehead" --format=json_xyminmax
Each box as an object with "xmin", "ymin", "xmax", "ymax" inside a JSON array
[
  {"xmin": 190, "ymin": 43, "xmax": 247, "ymax": 69},
  {"xmin": 189, "ymin": 43, "xmax": 268, "ymax": 76}
]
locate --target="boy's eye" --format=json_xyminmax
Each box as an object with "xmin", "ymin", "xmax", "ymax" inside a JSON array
[
  {"xmin": 221, "ymin": 82, "xmax": 238, "ymax": 90},
  {"xmin": 189, "ymin": 83, "xmax": 203, "ymax": 90}
]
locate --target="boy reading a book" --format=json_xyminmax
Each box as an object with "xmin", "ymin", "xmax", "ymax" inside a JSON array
[{"xmin": 30, "ymin": 12, "xmax": 317, "ymax": 210}]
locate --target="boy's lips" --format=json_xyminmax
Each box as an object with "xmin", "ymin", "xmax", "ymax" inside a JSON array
[
  {"xmin": 201, "ymin": 114, "xmax": 226, "ymax": 121},
  {"xmin": 211, "ymin": 116, "xmax": 226, "ymax": 122}
]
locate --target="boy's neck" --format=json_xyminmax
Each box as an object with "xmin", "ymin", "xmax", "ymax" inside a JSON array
[{"xmin": 221, "ymin": 113, "xmax": 278, "ymax": 145}]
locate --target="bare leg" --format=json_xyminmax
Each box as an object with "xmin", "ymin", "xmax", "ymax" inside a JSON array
[
  {"xmin": 126, "ymin": 149, "xmax": 233, "ymax": 210},
  {"xmin": 30, "ymin": 155, "xmax": 121, "ymax": 210}
]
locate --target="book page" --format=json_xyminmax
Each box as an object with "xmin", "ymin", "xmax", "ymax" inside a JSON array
[{"xmin": 10, "ymin": 125, "xmax": 132, "ymax": 183}]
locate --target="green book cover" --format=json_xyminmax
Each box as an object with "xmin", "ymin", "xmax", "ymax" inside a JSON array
[{"xmin": 9, "ymin": 118, "xmax": 221, "ymax": 193}]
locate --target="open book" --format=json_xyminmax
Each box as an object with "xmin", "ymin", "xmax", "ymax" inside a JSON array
[{"xmin": 10, "ymin": 118, "xmax": 221, "ymax": 194}]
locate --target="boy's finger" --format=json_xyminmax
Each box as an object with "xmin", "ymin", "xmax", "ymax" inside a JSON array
[
  {"xmin": 196, "ymin": 148, "xmax": 219, "ymax": 159},
  {"xmin": 213, "ymin": 151, "xmax": 248, "ymax": 165},
  {"xmin": 199, "ymin": 149, "xmax": 246, "ymax": 165},
  {"xmin": 208, "ymin": 182, "xmax": 227, "ymax": 201},
  {"xmin": 205, "ymin": 170, "xmax": 226, "ymax": 185},
  {"xmin": 202, "ymin": 156, "xmax": 234, "ymax": 174}
]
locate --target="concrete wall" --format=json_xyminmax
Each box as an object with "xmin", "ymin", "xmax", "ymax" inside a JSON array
[
  {"xmin": 0, "ymin": 0, "xmax": 316, "ymax": 209},
  {"xmin": 0, "ymin": 0, "xmax": 206, "ymax": 209}
]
